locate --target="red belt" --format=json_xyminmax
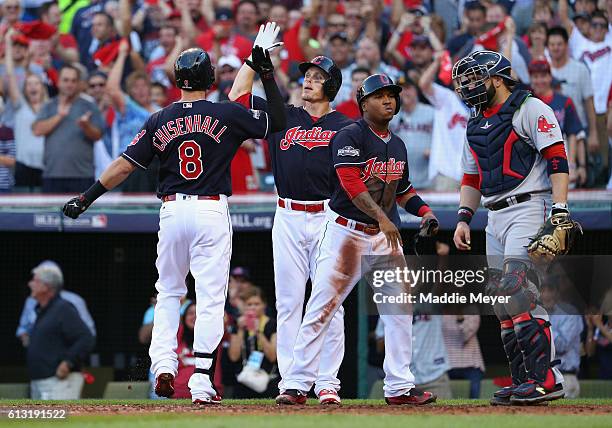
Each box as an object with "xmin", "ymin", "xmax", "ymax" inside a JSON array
[
  {"xmin": 162, "ymin": 194, "xmax": 220, "ymax": 202},
  {"xmin": 278, "ymin": 198, "xmax": 325, "ymax": 213},
  {"xmin": 334, "ymin": 215, "xmax": 380, "ymax": 235}
]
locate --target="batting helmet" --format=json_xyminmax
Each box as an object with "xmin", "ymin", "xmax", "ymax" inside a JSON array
[
  {"xmin": 356, "ymin": 74, "xmax": 402, "ymax": 115},
  {"xmin": 174, "ymin": 48, "xmax": 215, "ymax": 91},
  {"xmin": 298, "ymin": 56, "xmax": 342, "ymax": 101}
]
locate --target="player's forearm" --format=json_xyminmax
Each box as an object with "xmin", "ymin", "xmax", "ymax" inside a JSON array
[
  {"xmin": 459, "ymin": 185, "xmax": 482, "ymax": 212},
  {"xmin": 99, "ymin": 157, "xmax": 137, "ymax": 191},
  {"xmin": 351, "ymin": 191, "xmax": 390, "ymax": 223},
  {"xmin": 228, "ymin": 64, "xmax": 256, "ymax": 101},
  {"xmin": 549, "ymin": 173, "xmax": 569, "ymax": 204}
]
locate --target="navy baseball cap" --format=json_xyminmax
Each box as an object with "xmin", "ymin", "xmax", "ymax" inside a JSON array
[
  {"xmin": 215, "ymin": 8, "xmax": 233, "ymax": 21},
  {"xmin": 230, "ymin": 266, "xmax": 251, "ymax": 279}
]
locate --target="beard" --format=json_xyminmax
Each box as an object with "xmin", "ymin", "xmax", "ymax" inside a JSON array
[{"xmin": 485, "ymin": 83, "xmax": 497, "ymax": 108}]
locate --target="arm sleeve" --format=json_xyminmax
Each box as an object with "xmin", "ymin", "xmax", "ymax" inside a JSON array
[
  {"xmin": 60, "ymin": 303, "xmax": 95, "ymax": 366},
  {"xmin": 229, "ymin": 103, "xmax": 270, "ymax": 141},
  {"xmin": 517, "ymin": 98, "xmax": 565, "ymax": 151},
  {"xmin": 260, "ymin": 76, "xmax": 287, "ymax": 133},
  {"xmin": 122, "ymin": 116, "xmax": 155, "ymax": 169},
  {"xmin": 337, "ymin": 166, "xmax": 368, "ymax": 199}
]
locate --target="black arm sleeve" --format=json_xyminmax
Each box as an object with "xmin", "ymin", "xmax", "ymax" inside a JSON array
[{"xmin": 260, "ymin": 76, "xmax": 287, "ymax": 133}]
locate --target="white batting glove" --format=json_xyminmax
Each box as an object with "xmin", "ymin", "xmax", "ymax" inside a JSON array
[{"xmin": 253, "ymin": 22, "xmax": 283, "ymax": 52}]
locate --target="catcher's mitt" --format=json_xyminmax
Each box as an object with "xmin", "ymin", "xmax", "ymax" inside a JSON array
[{"xmin": 527, "ymin": 212, "xmax": 582, "ymax": 264}]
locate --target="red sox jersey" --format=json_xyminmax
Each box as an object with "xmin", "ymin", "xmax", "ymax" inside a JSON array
[
  {"xmin": 461, "ymin": 96, "xmax": 564, "ymax": 206},
  {"xmin": 330, "ymin": 119, "xmax": 413, "ymax": 226},
  {"xmin": 122, "ymin": 99, "xmax": 269, "ymax": 197},
  {"xmin": 236, "ymin": 94, "xmax": 354, "ymax": 200}
]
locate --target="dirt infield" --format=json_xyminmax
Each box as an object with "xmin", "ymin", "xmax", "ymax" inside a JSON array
[{"xmin": 12, "ymin": 403, "xmax": 611, "ymax": 416}]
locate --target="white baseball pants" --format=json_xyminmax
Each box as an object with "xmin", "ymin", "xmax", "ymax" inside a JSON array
[
  {"xmin": 283, "ymin": 209, "xmax": 416, "ymax": 397},
  {"xmin": 272, "ymin": 201, "xmax": 345, "ymax": 394},
  {"xmin": 149, "ymin": 194, "xmax": 232, "ymax": 401}
]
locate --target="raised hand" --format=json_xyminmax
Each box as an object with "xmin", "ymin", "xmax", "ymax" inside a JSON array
[
  {"xmin": 253, "ymin": 22, "xmax": 283, "ymax": 52},
  {"xmin": 62, "ymin": 195, "xmax": 91, "ymax": 219},
  {"xmin": 246, "ymin": 45, "xmax": 274, "ymax": 77}
]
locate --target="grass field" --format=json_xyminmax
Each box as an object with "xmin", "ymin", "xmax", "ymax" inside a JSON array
[{"xmin": 1, "ymin": 399, "xmax": 611, "ymax": 428}]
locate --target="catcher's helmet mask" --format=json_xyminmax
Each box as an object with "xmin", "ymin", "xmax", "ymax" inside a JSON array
[
  {"xmin": 298, "ymin": 56, "xmax": 342, "ymax": 101},
  {"xmin": 452, "ymin": 50, "xmax": 517, "ymax": 114},
  {"xmin": 174, "ymin": 48, "xmax": 215, "ymax": 91},
  {"xmin": 356, "ymin": 74, "xmax": 402, "ymax": 115}
]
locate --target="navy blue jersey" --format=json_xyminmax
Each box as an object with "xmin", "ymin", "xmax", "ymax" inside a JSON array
[
  {"xmin": 241, "ymin": 94, "xmax": 353, "ymax": 200},
  {"xmin": 122, "ymin": 99, "xmax": 269, "ymax": 197},
  {"xmin": 541, "ymin": 92, "xmax": 584, "ymax": 137},
  {"xmin": 329, "ymin": 119, "xmax": 412, "ymax": 226}
]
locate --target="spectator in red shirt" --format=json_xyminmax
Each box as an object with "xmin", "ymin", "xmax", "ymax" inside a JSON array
[
  {"xmin": 336, "ymin": 67, "xmax": 369, "ymax": 120},
  {"xmin": 39, "ymin": 1, "xmax": 80, "ymax": 65},
  {"xmin": 174, "ymin": 302, "xmax": 196, "ymax": 399},
  {"xmin": 235, "ymin": 0, "xmax": 259, "ymax": 40},
  {"xmin": 146, "ymin": 25, "xmax": 178, "ymax": 88},
  {"xmin": 84, "ymin": 12, "xmax": 119, "ymax": 71},
  {"xmin": 195, "ymin": 8, "xmax": 252, "ymax": 61}
]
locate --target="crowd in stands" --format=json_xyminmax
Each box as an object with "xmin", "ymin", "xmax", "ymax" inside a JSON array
[{"xmin": 0, "ymin": 0, "xmax": 610, "ymax": 194}]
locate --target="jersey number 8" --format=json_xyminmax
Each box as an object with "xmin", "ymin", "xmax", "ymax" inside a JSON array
[{"xmin": 178, "ymin": 140, "xmax": 203, "ymax": 180}]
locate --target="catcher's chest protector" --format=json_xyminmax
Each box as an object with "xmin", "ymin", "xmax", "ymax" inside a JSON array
[{"xmin": 467, "ymin": 90, "xmax": 537, "ymax": 196}]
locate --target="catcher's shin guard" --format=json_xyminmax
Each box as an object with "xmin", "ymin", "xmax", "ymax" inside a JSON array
[
  {"xmin": 512, "ymin": 313, "xmax": 556, "ymax": 389},
  {"xmin": 491, "ymin": 319, "xmax": 527, "ymax": 405},
  {"xmin": 501, "ymin": 320, "xmax": 527, "ymax": 386}
]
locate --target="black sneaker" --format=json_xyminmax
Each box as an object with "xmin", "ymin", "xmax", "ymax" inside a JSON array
[
  {"xmin": 510, "ymin": 381, "xmax": 565, "ymax": 405},
  {"xmin": 490, "ymin": 384, "xmax": 520, "ymax": 406}
]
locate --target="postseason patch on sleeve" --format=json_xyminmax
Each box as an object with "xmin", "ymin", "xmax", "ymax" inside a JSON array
[{"xmin": 337, "ymin": 145, "xmax": 360, "ymax": 157}]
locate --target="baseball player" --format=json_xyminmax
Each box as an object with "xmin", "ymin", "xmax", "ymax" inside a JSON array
[
  {"xmin": 452, "ymin": 50, "xmax": 570, "ymax": 405},
  {"xmin": 62, "ymin": 46, "xmax": 287, "ymax": 404},
  {"xmin": 228, "ymin": 23, "xmax": 353, "ymax": 404},
  {"xmin": 276, "ymin": 74, "xmax": 439, "ymax": 406}
]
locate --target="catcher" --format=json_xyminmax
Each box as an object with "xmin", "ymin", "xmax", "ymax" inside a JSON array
[{"xmin": 451, "ymin": 51, "xmax": 581, "ymax": 406}]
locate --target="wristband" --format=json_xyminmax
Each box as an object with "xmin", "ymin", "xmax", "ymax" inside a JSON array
[
  {"xmin": 546, "ymin": 156, "xmax": 569, "ymax": 175},
  {"xmin": 405, "ymin": 194, "xmax": 429, "ymax": 216},
  {"xmin": 551, "ymin": 202, "xmax": 569, "ymax": 216},
  {"xmin": 83, "ymin": 180, "xmax": 108, "ymax": 204},
  {"xmin": 457, "ymin": 206, "xmax": 474, "ymax": 225}
]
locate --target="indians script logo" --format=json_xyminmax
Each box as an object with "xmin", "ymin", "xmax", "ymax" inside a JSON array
[
  {"xmin": 362, "ymin": 157, "xmax": 406, "ymax": 183},
  {"xmin": 537, "ymin": 115, "xmax": 557, "ymax": 133},
  {"xmin": 280, "ymin": 126, "xmax": 337, "ymax": 150},
  {"xmin": 129, "ymin": 129, "xmax": 146, "ymax": 146},
  {"xmin": 448, "ymin": 113, "xmax": 468, "ymax": 129}
]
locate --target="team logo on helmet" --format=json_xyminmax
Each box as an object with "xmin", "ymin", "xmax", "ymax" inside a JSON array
[
  {"xmin": 379, "ymin": 75, "xmax": 390, "ymax": 84},
  {"xmin": 361, "ymin": 157, "xmax": 406, "ymax": 183},
  {"xmin": 312, "ymin": 56, "xmax": 324, "ymax": 64},
  {"xmin": 537, "ymin": 115, "xmax": 557, "ymax": 133}
]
